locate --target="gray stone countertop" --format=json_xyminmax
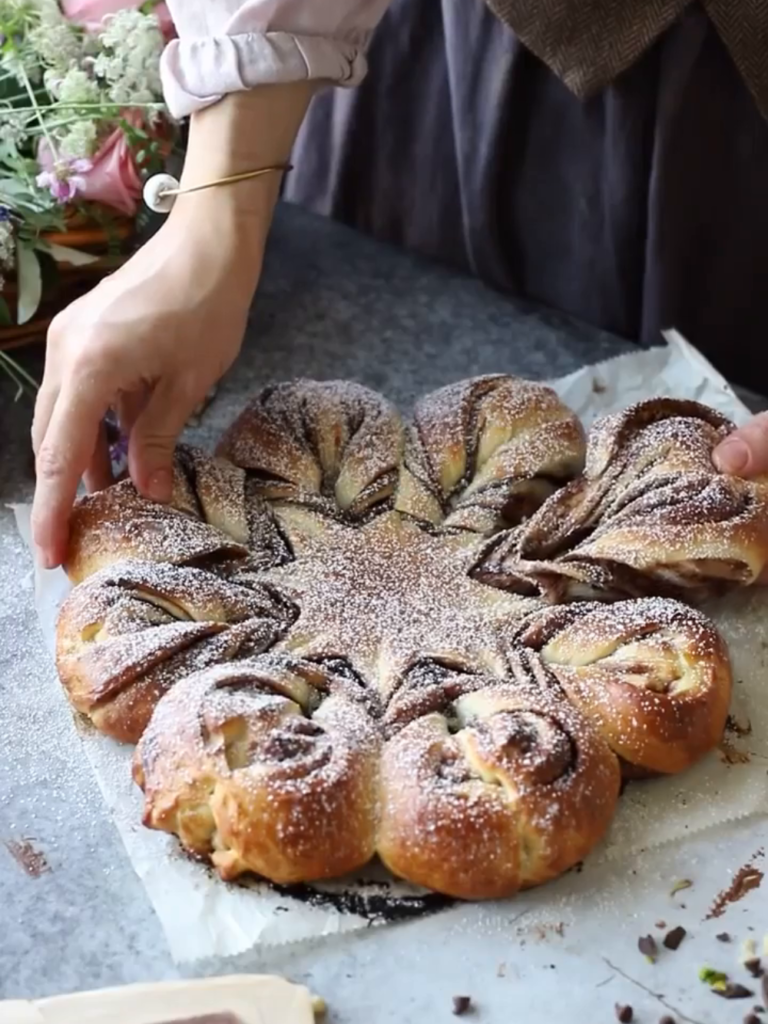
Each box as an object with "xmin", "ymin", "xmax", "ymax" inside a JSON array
[{"xmin": 1, "ymin": 205, "xmax": 764, "ymax": 1023}]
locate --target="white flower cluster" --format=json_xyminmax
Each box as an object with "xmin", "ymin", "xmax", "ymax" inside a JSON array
[
  {"xmin": 45, "ymin": 65, "xmax": 99, "ymax": 104},
  {"xmin": 60, "ymin": 119, "xmax": 97, "ymax": 158},
  {"xmin": 44, "ymin": 66, "xmax": 101, "ymax": 156},
  {"xmin": 0, "ymin": 217, "xmax": 15, "ymax": 293},
  {"xmin": 93, "ymin": 9, "xmax": 164, "ymax": 106},
  {"xmin": 26, "ymin": 0, "xmax": 81, "ymax": 74},
  {"xmin": 0, "ymin": 112, "xmax": 28, "ymax": 149}
]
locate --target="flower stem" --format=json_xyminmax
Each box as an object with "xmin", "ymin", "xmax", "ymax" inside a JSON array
[
  {"xmin": 0, "ymin": 351, "xmax": 39, "ymax": 399},
  {"xmin": 14, "ymin": 59, "xmax": 59, "ymax": 162}
]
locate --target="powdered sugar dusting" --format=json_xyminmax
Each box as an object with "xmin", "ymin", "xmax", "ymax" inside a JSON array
[
  {"xmin": 54, "ymin": 379, "xmax": 765, "ymax": 899},
  {"xmin": 484, "ymin": 399, "xmax": 768, "ymax": 603},
  {"xmin": 396, "ymin": 375, "xmax": 586, "ymax": 535},
  {"xmin": 216, "ymin": 379, "xmax": 404, "ymax": 519}
]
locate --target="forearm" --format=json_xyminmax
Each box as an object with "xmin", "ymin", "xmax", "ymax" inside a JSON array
[{"xmin": 169, "ymin": 82, "xmax": 316, "ymax": 284}]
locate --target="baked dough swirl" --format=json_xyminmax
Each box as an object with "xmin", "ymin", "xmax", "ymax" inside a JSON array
[
  {"xmin": 56, "ymin": 378, "xmax": 762, "ymax": 900},
  {"xmin": 478, "ymin": 399, "xmax": 768, "ymax": 601},
  {"xmin": 395, "ymin": 375, "xmax": 585, "ymax": 534},
  {"xmin": 377, "ymin": 655, "xmax": 620, "ymax": 899},
  {"xmin": 134, "ymin": 656, "xmax": 380, "ymax": 884}
]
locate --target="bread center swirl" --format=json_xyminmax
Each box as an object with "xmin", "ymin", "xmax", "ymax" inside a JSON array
[
  {"xmin": 261, "ymin": 508, "xmax": 539, "ymax": 694},
  {"xmin": 459, "ymin": 709, "xmax": 576, "ymax": 787}
]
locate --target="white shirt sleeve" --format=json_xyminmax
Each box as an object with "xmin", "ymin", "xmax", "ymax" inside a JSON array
[{"xmin": 161, "ymin": 0, "xmax": 392, "ymax": 118}]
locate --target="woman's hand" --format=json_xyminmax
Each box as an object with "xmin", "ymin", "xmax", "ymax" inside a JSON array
[
  {"xmin": 31, "ymin": 199, "xmax": 261, "ymax": 569},
  {"xmin": 31, "ymin": 82, "xmax": 315, "ymax": 570},
  {"xmin": 713, "ymin": 414, "xmax": 768, "ymax": 476}
]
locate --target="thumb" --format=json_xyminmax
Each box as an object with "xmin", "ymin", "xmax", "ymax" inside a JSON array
[
  {"xmin": 128, "ymin": 382, "xmax": 196, "ymax": 502},
  {"xmin": 713, "ymin": 412, "xmax": 768, "ymax": 477}
]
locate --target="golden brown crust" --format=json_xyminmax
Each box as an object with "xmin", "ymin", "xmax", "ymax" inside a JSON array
[
  {"xmin": 476, "ymin": 398, "xmax": 768, "ymax": 601},
  {"xmin": 216, "ymin": 379, "xmax": 404, "ymax": 519},
  {"xmin": 56, "ymin": 561, "xmax": 295, "ymax": 743},
  {"xmin": 377, "ymin": 682, "xmax": 620, "ymax": 899},
  {"xmin": 134, "ymin": 658, "xmax": 380, "ymax": 884},
  {"xmin": 55, "ymin": 380, "xmax": 760, "ymax": 900},
  {"xmin": 65, "ymin": 446, "xmax": 290, "ymax": 586},
  {"xmin": 394, "ymin": 375, "xmax": 585, "ymax": 534},
  {"xmin": 521, "ymin": 598, "xmax": 732, "ymax": 775}
]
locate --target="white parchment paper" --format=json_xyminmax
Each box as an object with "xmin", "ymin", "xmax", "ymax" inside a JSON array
[{"xmin": 13, "ymin": 329, "xmax": 768, "ymax": 963}]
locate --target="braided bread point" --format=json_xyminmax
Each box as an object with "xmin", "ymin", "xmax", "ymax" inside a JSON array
[
  {"xmin": 134, "ymin": 657, "xmax": 380, "ymax": 885},
  {"xmin": 65, "ymin": 446, "xmax": 290, "ymax": 585},
  {"xmin": 394, "ymin": 375, "xmax": 585, "ymax": 534},
  {"xmin": 216, "ymin": 380, "xmax": 404, "ymax": 519},
  {"xmin": 478, "ymin": 399, "xmax": 768, "ymax": 602},
  {"xmin": 519, "ymin": 598, "xmax": 732, "ymax": 775},
  {"xmin": 57, "ymin": 561, "xmax": 295, "ymax": 743},
  {"xmin": 378, "ymin": 677, "xmax": 620, "ymax": 900}
]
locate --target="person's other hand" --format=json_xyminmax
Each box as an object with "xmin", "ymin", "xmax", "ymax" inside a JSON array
[
  {"xmin": 713, "ymin": 413, "xmax": 768, "ymax": 477},
  {"xmin": 713, "ymin": 413, "xmax": 768, "ymax": 583},
  {"xmin": 31, "ymin": 197, "xmax": 262, "ymax": 569}
]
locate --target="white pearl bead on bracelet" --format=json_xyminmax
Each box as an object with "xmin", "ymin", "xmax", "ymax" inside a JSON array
[
  {"xmin": 142, "ymin": 165, "xmax": 292, "ymax": 215},
  {"xmin": 142, "ymin": 173, "xmax": 180, "ymax": 214}
]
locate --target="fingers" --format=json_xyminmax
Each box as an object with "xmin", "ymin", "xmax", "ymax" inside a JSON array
[
  {"xmin": 32, "ymin": 309, "xmax": 69, "ymax": 458},
  {"xmin": 31, "ymin": 381, "xmax": 59, "ymax": 458},
  {"xmin": 32, "ymin": 381, "xmax": 109, "ymax": 569},
  {"xmin": 115, "ymin": 386, "xmax": 150, "ymax": 436},
  {"xmin": 128, "ymin": 380, "xmax": 199, "ymax": 502},
  {"xmin": 713, "ymin": 412, "xmax": 768, "ymax": 476},
  {"xmin": 83, "ymin": 419, "xmax": 114, "ymax": 494}
]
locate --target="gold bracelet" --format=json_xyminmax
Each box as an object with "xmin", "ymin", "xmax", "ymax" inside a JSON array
[{"xmin": 142, "ymin": 164, "xmax": 293, "ymax": 214}]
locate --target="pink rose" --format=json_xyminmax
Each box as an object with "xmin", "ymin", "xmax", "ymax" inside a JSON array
[
  {"xmin": 38, "ymin": 125, "xmax": 143, "ymax": 216},
  {"xmin": 61, "ymin": 0, "xmax": 175, "ymax": 40}
]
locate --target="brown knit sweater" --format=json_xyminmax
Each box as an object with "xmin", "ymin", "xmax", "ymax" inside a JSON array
[{"xmin": 484, "ymin": 0, "xmax": 768, "ymax": 117}]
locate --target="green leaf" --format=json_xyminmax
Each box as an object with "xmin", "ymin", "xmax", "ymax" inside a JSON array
[
  {"xmin": 15, "ymin": 244, "xmax": 42, "ymax": 324},
  {"xmin": 0, "ymin": 295, "xmax": 12, "ymax": 326},
  {"xmin": 37, "ymin": 240, "xmax": 99, "ymax": 266},
  {"xmin": 0, "ymin": 178, "xmax": 37, "ymax": 197},
  {"xmin": 37, "ymin": 249, "xmax": 59, "ymax": 296}
]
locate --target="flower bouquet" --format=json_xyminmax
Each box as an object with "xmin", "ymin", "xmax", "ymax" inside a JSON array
[{"xmin": 0, "ymin": 0, "xmax": 177, "ymax": 396}]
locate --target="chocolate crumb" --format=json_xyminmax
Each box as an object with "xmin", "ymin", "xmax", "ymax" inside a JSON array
[
  {"xmin": 655, "ymin": 920, "xmax": 667, "ymax": 929},
  {"xmin": 614, "ymin": 1004, "xmax": 633, "ymax": 1023},
  {"xmin": 745, "ymin": 1015, "xmax": 763, "ymax": 1024},
  {"xmin": 726, "ymin": 714, "xmax": 752, "ymax": 737},
  {"xmin": 744, "ymin": 958, "xmax": 764, "ymax": 978},
  {"xmin": 3, "ymin": 839, "xmax": 50, "ymax": 878},
  {"xmin": 452, "ymin": 996, "xmax": 472, "ymax": 1016},
  {"xmin": 663, "ymin": 926, "xmax": 687, "ymax": 951},
  {"xmin": 707, "ymin": 864, "xmax": 764, "ymax": 920},
  {"xmin": 753, "ymin": 1005, "xmax": 765, "ymax": 1014},
  {"xmin": 762, "ymin": 973, "xmax": 768, "ymax": 1006},
  {"xmin": 717, "ymin": 932, "xmax": 732, "ymax": 942},
  {"xmin": 638, "ymin": 935, "xmax": 659, "ymax": 962},
  {"xmin": 714, "ymin": 983, "xmax": 755, "ymax": 1000},
  {"xmin": 658, "ymin": 1016, "xmax": 676, "ymax": 1024}
]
